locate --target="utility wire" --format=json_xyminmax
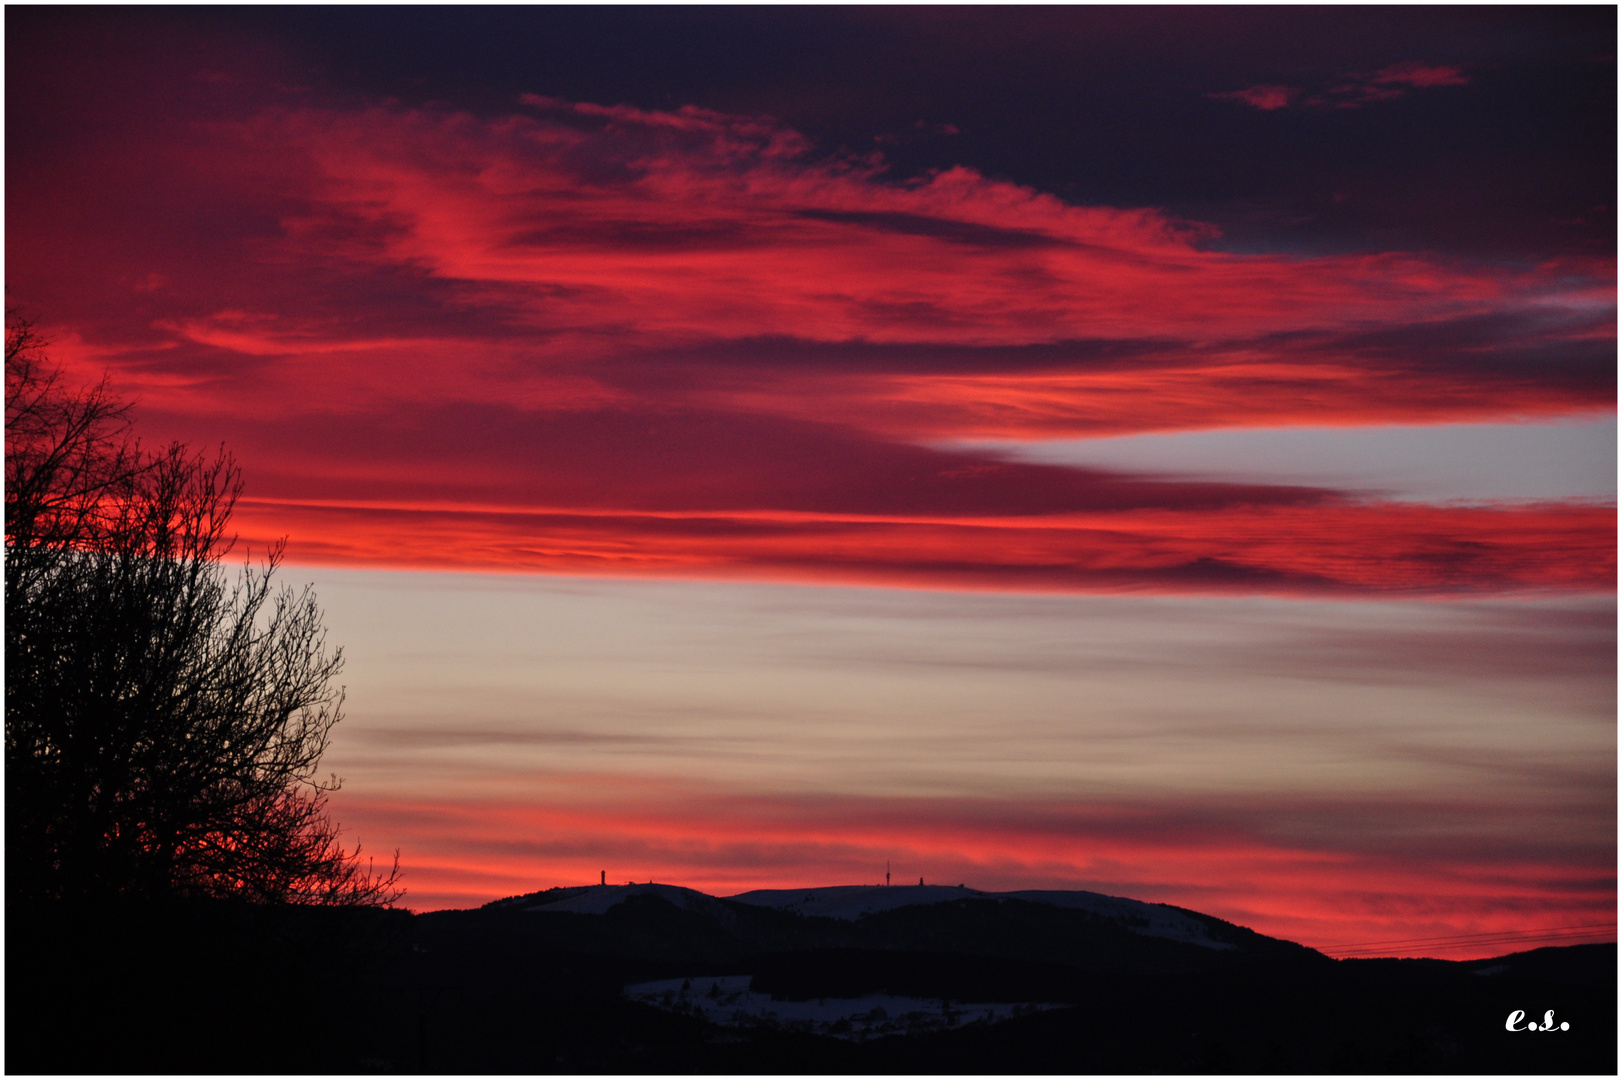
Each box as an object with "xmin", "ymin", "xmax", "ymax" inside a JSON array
[
  {"xmin": 1321, "ymin": 923, "xmax": 1615, "ymax": 957},
  {"xmin": 1323, "ymin": 931, "xmax": 1615, "ymax": 956},
  {"xmin": 1322, "ymin": 922, "xmax": 1616, "ymax": 950}
]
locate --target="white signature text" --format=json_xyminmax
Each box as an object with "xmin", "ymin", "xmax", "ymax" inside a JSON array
[{"xmin": 1506, "ymin": 1009, "xmax": 1570, "ymax": 1032}]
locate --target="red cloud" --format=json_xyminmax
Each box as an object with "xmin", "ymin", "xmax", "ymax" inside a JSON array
[
  {"xmin": 1216, "ymin": 62, "xmax": 1469, "ymax": 111},
  {"xmin": 1371, "ymin": 61, "xmax": 1470, "ymax": 88},
  {"xmin": 8, "ymin": 91, "xmax": 1614, "ymax": 596},
  {"xmin": 239, "ymin": 102, "xmax": 1554, "ymax": 348},
  {"xmin": 23, "ymin": 94, "xmax": 1608, "ymax": 401},
  {"xmin": 225, "ymin": 491, "xmax": 1616, "ymax": 597},
  {"xmin": 1209, "ymin": 84, "xmax": 1299, "ymax": 111}
]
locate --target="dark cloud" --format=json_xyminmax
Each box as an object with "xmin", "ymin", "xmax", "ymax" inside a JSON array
[
  {"xmin": 794, "ymin": 209, "xmax": 1068, "ymax": 250},
  {"xmin": 187, "ymin": 401, "xmax": 1336, "ymax": 518},
  {"xmin": 1216, "ymin": 61, "xmax": 1472, "ymax": 112},
  {"xmin": 10, "ymin": 6, "xmax": 1612, "ymax": 261}
]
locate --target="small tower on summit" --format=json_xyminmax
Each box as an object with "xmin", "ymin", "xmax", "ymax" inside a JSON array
[{"xmin": 886, "ymin": 861, "xmax": 890, "ymax": 887}]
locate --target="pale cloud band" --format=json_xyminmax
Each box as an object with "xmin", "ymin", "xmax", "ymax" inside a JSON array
[
  {"xmin": 308, "ymin": 568, "xmax": 1615, "ymax": 951},
  {"xmin": 948, "ymin": 417, "xmax": 1619, "ymax": 505}
]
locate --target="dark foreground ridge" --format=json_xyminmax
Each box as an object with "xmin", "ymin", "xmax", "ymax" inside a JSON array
[{"xmin": 8, "ymin": 884, "xmax": 1615, "ymax": 1074}]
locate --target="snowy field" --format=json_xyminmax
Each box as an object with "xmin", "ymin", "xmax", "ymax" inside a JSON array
[{"xmin": 624, "ymin": 974, "xmax": 1062, "ymax": 1040}]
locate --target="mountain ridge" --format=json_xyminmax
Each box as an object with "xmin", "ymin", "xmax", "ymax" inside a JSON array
[
  {"xmin": 395, "ymin": 885, "xmax": 1614, "ymax": 1071},
  {"xmin": 483, "ymin": 880, "xmax": 1245, "ymax": 951}
]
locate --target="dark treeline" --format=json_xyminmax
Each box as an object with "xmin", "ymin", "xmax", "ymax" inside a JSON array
[
  {"xmin": 6, "ymin": 316, "xmax": 398, "ymax": 908},
  {"xmin": 5, "ymin": 317, "xmax": 402, "ymax": 1073}
]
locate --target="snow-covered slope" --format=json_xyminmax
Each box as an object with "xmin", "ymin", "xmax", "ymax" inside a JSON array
[
  {"xmin": 727, "ymin": 884, "xmax": 1235, "ymax": 950},
  {"xmin": 726, "ymin": 884, "xmax": 986, "ymax": 921},
  {"xmin": 492, "ymin": 880, "xmax": 1236, "ymax": 951},
  {"xmin": 1001, "ymin": 890, "xmax": 1233, "ymax": 949},
  {"xmin": 490, "ymin": 882, "xmax": 736, "ymax": 922}
]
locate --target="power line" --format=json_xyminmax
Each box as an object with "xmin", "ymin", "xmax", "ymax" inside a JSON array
[
  {"xmin": 1324, "ymin": 930, "xmax": 1616, "ymax": 956},
  {"xmin": 1322, "ymin": 929, "xmax": 1616, "ymax": 957},
  {"xmin": 1321, "ymin": 924, "xmax": 1616, "ymax": 958},
  {"xmin": 1322, "ymin": 921, "xmax": 1616, "ymax": 950}
]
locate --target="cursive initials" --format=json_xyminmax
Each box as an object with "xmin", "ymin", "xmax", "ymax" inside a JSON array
[{"xmin": 1505, "ymin": 1009, "xmax": 1570, "ymax": 1032}]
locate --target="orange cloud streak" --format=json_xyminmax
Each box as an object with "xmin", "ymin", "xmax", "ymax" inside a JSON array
[
  {"xmin": 737, "ymin": 356, "xmax": 1616, "ymax": 440},
  {"xmin": 233, "ymin": 496, "xmax": 1614, "ymax": 596}
]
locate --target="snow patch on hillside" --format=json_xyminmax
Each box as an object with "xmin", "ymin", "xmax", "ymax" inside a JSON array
[
  {"xmin": 495, "ymin": 880, "xmax": 1236, "ymax": 951},
  {"xmin": 1004, "ymin": 890, "xmax": 1235, "ymax": 950},
  {"xmin": 727, "ymin": 884, "xmax": 1235, "ymax": 950},
  {"xmin": 492, "ymin": 882, "xmax": 735, "ymax": 922},
  {"xmin": 624, "ymin": 974, "xmax": 1061, "ymax": 1040},
  {"xmin": 726, "ymin": 884, "xmax": 986, "ymax": 921}
]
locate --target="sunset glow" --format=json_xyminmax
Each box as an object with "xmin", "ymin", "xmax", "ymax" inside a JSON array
[{"xmin": 8, "ymin": 8, "xmax": 1613, "ymax": 959}]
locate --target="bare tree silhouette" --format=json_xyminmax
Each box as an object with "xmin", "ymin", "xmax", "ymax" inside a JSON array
[{"xmin": 5, "ymin": 315, "xmax": 399, "ymax": 906}]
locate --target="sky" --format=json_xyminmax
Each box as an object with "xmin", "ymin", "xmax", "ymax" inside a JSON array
[{"xmin": 6, "ymin": 7, "xmax": 1615, "ymax": 958}]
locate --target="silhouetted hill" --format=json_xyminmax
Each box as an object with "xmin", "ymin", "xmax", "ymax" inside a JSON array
[
  {"xmin": 415, "ymin": 892, "xmax": 1319, "ymax": 977},
  {"xmin": 448, "ymin": 881, "xmax": 1323, "ymax": 973},
  {"xmin": 6, "ymin": 886, "xmax": 1614, "ymax": 1074},
  {"xmin": 1461, "ymin": 942, "xmax": 1616, "ymax": 983}
]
